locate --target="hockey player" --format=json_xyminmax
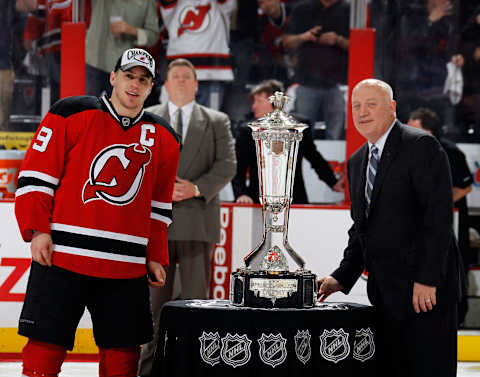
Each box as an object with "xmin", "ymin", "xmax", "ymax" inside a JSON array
[{"xmin": 14, "ymin": 48, "xmax": 180, "ymax": 377}]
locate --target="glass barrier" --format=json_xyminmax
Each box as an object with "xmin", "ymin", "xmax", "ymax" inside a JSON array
[{"xmin": 3, "ymin": 0, "xmax": 479, "ymax": 144}]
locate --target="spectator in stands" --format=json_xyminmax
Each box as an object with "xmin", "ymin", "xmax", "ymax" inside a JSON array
[
  {"xmin": 232, "ymin": 79, "xmax": 344, "ymax": 204},
  {"xmin": 408, "ymin": 107, "xmax": 473, "ymax": 326},
  {"xmin": 230, "ymin": 0, "xmax": 257, "ymax": 86},
  {"xmin": 459, "ymin": 5, "xmax": 480, "ymax": 140},
  {"xmin": 254, "ymin": 0, "xmax": 294, "ymax": 85},
  {"xmin": 18, "ymin": 0, "xmax": 74, "ymax": 105},
  {"xmin": 0, "ymin": 0, "xmax": 16, "ymax": 130},
  {"xmin": 378, "ymin": 0, "xmax": 464, "ymax": 137},
  {"xmin": 85, "ymin": 0, "xmax": 159, "ymax": 97},
  {"xmin": 158, "ymin": 0, "xmax": 235, "ymax": 111},
  {"xmin": 282, "ymin": 0, "xmax": 350, "ymax": 140}
]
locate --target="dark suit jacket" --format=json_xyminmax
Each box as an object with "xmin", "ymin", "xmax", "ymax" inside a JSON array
[
  {"xmin": 231, "ymin": 122, "xmax": 338, "ymax": 204},
  {"xmin": 331, "ymin": 121, "xmax": 463, "ymax": 320},
  {"xmin": 146, "ymin": 102, "xmax": 236, "ymax": 243}
]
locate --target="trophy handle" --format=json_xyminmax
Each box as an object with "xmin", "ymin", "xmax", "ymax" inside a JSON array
[
  {"xmin": 283, "ymin": 203, "xmax": 305, "ymax": 269},
  {"xmin": 243, "ymin": 203, "xmax": 268, "ymax": 268},
  {"xmin": 283, "ymin": 239, "xmax": 305, "ymax": 269}
]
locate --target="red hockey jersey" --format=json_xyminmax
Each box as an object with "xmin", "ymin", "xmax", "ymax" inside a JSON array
[{"xmin": 15, "ymin": 95, "xmax": 180, "ymax": 279}]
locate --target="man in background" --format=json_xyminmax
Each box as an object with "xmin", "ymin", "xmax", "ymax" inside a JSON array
[
  {"xmin": 86, "ymin": 0, "xmax": 160, "ymax": 97},
  {"xmin": 282, "ymin": 0, "xmax": 350, "ymax": 140},
  {"xmin": 138, "ymin": 58, "xmax": 236, "ymax": 377},
  {"xmin": 232, "ymin": 79, "xmax": 344, "ymax": 204},
  {"xmin": 158, "ymin": 0, "xmax": 235, "ymax": 110}
]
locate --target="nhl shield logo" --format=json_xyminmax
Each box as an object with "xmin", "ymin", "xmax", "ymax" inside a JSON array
[
  {"xmin": 258, "ymin": 333, "xmax": 287, "ymax": 368},
  {"xmin": 220, "ymin": 333, "xmax": 252, "ymax": 368},
  {"xmin": 199, "ymin": 332, "xmax": 221, "ymax": 366},
  {"xmin": 294, "ymin": 330, "xmax": 311, "ymax": 365},
  {"xmin": 319, "ymin": 328, "xmax": 350, "ymax": 363},
  {"xmin": 353, "ymin": 328, "xmax": 375, "ymax": 362}
]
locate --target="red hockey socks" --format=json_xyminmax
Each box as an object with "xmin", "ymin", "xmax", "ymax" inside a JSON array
[
  {"xmin": 98, "ymin": 346, "xmax": 140, "ymax": 377},
  {"xmin": 22, "ymin": 339, "xmax": 67, "ymax": 377}
]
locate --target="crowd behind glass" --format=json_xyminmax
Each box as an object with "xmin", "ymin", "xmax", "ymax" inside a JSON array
[{"xmin": 1, "ymin": 0, "xmax": 479, "ymax": 143}]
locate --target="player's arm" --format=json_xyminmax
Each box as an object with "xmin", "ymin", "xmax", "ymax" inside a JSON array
[
  {"xmin": 146, "ymin": 130, "xmax": 180, "ymax": 286},
  {"xmin": 411, "ymin": 136, "xmax": 453, "ymax": 287},
  {"xmin": 15, "ymin": 108, "xmax": 68, "ymax": 242}
]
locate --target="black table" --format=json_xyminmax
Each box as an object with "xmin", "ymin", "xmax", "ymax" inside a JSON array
[{"xmin": 151, "ymin": 300, "xmax": 377, "ymax": 377}]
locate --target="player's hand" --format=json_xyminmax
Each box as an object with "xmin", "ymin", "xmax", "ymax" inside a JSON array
[
  {"xmin": 31, "ymin": 232, "xmax": 53, "ymax": 266},
  {"xmin": 412, "ymin": 282, "xmax": 437, "ymax": 313},
  {"xmin": 236, "ymin": 195, "xmax": 254, "ymax": 204},
  {"xmin": 317, "ymin": 276, "xmax": 343, "ymax": 302},
  {"xmin": 147, "ymin": 261, "xmax": 166, "ymax": 287}
]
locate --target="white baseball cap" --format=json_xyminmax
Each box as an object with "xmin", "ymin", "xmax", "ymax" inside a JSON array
[{"xmin": 115, "ymin": 48, "xmax": 155, "ymax": 78}]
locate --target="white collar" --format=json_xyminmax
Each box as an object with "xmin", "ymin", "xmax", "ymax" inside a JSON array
[
  {"xmin": 168, "ymin": 100, "xmax": 195, "ymax": 121},
  {"xmin": 368, "ymin": 120, "xmax": 396, "ymax": 159}
]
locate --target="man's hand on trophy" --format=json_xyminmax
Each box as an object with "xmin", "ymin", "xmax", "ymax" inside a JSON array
[
  {"xmin": 236, "ymin": 195, "xmax": 254, "ymax": 204},
  {"xmin": 317, "ymin": 276, "xmax": 343, "ymax": 302}
]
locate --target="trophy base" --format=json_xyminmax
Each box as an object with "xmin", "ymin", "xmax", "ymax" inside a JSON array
[{"xmin": 230, "ymin": 270, "xmax": 316, "ymax": 308}]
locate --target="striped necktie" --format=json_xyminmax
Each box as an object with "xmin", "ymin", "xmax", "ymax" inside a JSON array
[
  {"xmin": 365, "ymin": 145, "xmax": 379, "ymax": 217},
  {"xmin": 175, "ymin": 108, "xmax": 183, "ymax": 141}
]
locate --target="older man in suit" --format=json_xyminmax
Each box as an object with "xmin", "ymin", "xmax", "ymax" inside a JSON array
[
  {"xmin": 138, "ymin": 58, "xmax": 236, "ymax": 377},
  {"xmin": 319, "ymin": 79, "xmax": 462, "ymax": 377}
]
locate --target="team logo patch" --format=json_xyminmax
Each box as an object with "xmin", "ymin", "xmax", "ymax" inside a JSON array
[
  {"xmin": 178, "ymin": 4, "xmax": 211, "ymax": 37},
  {"xmin": 294, "ymin": 330, "xmax": 311, "ymax": 365},
  {"xmin": 82, "ymin": 143, "xmax": 151, "ymax": 205},
  {"xmin": 121, "ymin": 117, "xmax": 131, "ymax": 128},
  {"xmin": 319, "ymin": 328, "xmax": 350, "ymax": 363},
  {"xmin": 199, "ymin": 332, "xmax": 221, "ymax": 366},
  {"xmin": 258, "ymin": 333, "xmax": 287, "ymax": 368},
  {"xmin": 353, "ymin": 328, "xmax": 375, "ymax": 362},
  {"xmin": 220, "ymin": 333, "xmax": 252, "ymax": 368}
]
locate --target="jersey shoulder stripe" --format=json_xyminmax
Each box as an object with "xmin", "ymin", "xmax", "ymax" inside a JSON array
[
  {"xmin": 143, "ymin": 111, "xmax": 180, "ymax": 144},
  {"xmin": 50, "ymin": 95, "xmax": 103, "ymax": 118}
]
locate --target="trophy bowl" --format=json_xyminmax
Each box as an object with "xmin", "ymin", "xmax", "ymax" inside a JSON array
[{"xmin": 229, "ymin": 92, "xmax": 317, "ymax": 308}]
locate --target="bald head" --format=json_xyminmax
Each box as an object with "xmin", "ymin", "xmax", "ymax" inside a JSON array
[
  {"xmin": 351, "ymin": 79, "xmax": 396, "ymax": 143},
  {"xmin": 353, "ymin": 79, "xmax": 394, "ymax": 104}
]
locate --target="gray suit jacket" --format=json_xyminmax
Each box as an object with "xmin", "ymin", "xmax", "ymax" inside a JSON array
[{"xmin": 145, "ymin": 102, "xmax": 236, "ymax": 243}]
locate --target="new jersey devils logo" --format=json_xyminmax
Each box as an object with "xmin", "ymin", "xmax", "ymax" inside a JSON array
[
  {"xmin": 178, "ymin": 4, "xmax": 211, "ymax": 37},
  {"xmin": 82, "ymin": 143, "xmax": 152, "ymax": 205}
]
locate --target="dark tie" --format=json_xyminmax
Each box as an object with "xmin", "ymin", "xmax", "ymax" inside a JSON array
[
  {"xmin": 365, "ymin": 145, "xmax": 379, "ymax": 217},
  {"xmin": 175, "ymin": 108, "xmax": 183, "ymax": 141}
]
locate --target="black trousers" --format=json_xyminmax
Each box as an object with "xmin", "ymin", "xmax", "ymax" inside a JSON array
[{"xmin": 374, "ymin": 301, "xmax": 457, "ymax": 377}]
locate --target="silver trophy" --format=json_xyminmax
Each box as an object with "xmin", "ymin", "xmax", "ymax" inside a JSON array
[{"xmin": 230, "ymin": 92, "xmax": 316, "ymax": 308}]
